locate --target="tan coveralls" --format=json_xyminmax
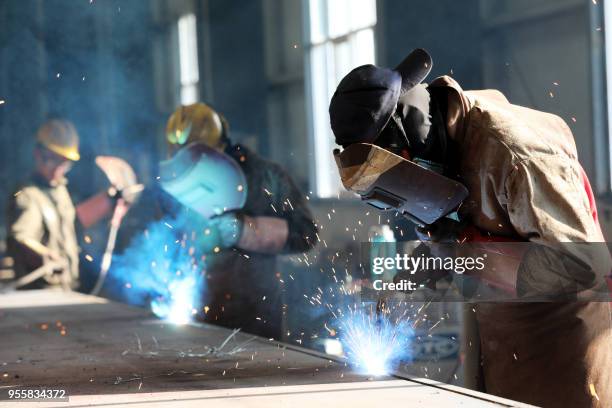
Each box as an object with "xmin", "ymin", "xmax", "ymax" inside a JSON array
[
  {"xmin": 429, "ymin": 76, "xmax": 612, "ymax": 408},
  {"xmin": 6, "ymin": 174, "xmax": 80, "ymax": 289}
]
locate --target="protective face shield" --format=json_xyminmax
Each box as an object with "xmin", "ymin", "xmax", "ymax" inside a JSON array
[
  {"xmin": 334, "ymin": 143, "xmax": 467, "ymax": 226},
  {"xmin": 165, "ymin": 103, "xmax": 226, "ymax": 156},
  {"xmin": 329, "ymin": 49, "xmax": 468, "ymax": 225},
  {"xmin": 158, "ymin": 143, "xmax": 247, "ymax": 219}
]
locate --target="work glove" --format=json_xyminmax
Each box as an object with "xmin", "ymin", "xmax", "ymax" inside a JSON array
[
  {"xmin": 414, "ymin": 218, "xmax": 466, "ymax": 243},
  {"xmin": 393, "ymin": 243, "xmax": 451, "ymax": 291},
  {"xmin": 208, "ymin": 211, "xmax": 244, "ymax": 249}
]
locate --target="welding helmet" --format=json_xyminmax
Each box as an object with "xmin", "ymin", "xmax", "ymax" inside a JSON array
[
  {"xmin": 158, "ymin": 142, "xmax": 247, "ymax": 219},
  {"xmin": 36, "ymin": 119, "xmax": 80, "ymax": 161},
  {"xmin": 165, "ymin": 103, "xmax": 228, "ymax": 156},
  {"xmin": 329, "ymin": 49, "xmax": 468, "ymax": 225}
]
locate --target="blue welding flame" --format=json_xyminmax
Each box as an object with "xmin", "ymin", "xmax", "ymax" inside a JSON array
[
  {"xmin": 150, "ymin": 276, "xmax": 199, "ymax": 325},
  {"xmin": 105, "ymin": 210, "xmax": 206, "ymax": 325},
  {"xmin": 337, "ymin": 309, "xmax": 414, "ymax": 376}
]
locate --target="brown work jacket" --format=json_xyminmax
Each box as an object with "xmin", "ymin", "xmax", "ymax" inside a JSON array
[
  {"xmin": 430, "ymin": 76, "xmax": 612, "ymax": 408},
  {"xmin": 6, "ymin": 174, "xmax": 80, "ymax": 289}
]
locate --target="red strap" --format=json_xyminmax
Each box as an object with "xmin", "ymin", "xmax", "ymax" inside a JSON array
[
  {"xmin": 461, "ymin": 167, "xmax": 612, "ymax": 300},
  {"xmin": 579, "ymin": 165, "xmax": 599, "ymax": 226}
]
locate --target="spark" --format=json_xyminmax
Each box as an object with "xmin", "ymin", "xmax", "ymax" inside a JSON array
[
  {"xmin": 337, "ymin": 309, "xmax": 414, "ymax": 376},
  {"xmin": 150, "ymin": 276, "xmax": 198, "ymax": 325},
  {"xmin": 0, "ymin": 100, "xmax": 5, "ymax": 105}
]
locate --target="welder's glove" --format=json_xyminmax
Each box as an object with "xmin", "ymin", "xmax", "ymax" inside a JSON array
[
  {"xmin": 208, "ymin": 211, "xmax": 244, "ymax": 249},
  {"xmin": 393, "ymin": 243, "xmax": 451, "ymax": 291},
  {"xmin": 414, "ymin": 218, "xmax": 466, "ymax": 243}
]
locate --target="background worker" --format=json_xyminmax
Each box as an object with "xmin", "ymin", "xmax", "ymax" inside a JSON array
[
  {"xmin": 6, "ymin": 119, "xmax": 137, "ymax": 290},
  {"xmin": 329, "ymin": 49, "xmax": 611, "ymax": 408},
  {"xmin": 162, "ymin": 103, "xmax": 318, "ymax": 339}
]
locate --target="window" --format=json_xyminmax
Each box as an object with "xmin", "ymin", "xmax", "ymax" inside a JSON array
[
  {"xmin": 305, "ymin": 0, "xmax": 377, "ymax": 198},
  {"xmin": 178, "ymin": 13, "xmax": 200, "ymax": 105}
]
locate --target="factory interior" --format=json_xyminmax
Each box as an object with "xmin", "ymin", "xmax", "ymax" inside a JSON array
[{"xmin": 0, "ymin": 1, "xmax": 611, "ymax": 407}]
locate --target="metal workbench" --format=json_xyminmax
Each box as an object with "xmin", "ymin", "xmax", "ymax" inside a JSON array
[{"xmin": 0, "ymin": 290, "xmax": 534, "ymax": 407}]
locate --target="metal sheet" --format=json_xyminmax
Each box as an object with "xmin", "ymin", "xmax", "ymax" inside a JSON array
[{"xmin": 0, "ymin": 290, "xmax": 533, "ymax": 407}]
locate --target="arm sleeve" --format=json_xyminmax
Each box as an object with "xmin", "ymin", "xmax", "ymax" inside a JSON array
[
  {"xmin": 8, "ymin": 190, "xmax": 45, "ymax": 245},
  {"xmin": 268, "ymin": 164, "xmax": 318, "ymax": 254},
  {"xmin": 505, "ymin": 156, "xmax": 610, "ymax": 299},
  {"xmin": 6, "ymin": 190, "xmax": 47, "ymax": 269}
]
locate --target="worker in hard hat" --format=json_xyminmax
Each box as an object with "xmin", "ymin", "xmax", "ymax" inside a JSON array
[
  {"xmin": 6, "ymin": 119, "xmax": 138, "ymax": 290},
  {"xmin": 161, "ymin": 103, "xmax": 317, "ymax": 339}
]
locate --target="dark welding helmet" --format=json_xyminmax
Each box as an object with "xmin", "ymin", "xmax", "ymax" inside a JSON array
[
  {"xmin": 158, "ymin": 143, "xmax": 247, "ymax": 219},
  {"xmin": 334, "ymin": 143, "xmax": 467, "ymax": 225},
  {"xmin": 329, "ymin": 49, "xmax": 468, "ymax": 225}
]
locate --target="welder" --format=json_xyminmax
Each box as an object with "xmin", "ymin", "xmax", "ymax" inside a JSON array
[
  {"xmin": 6, "ymin": 119, "xmax": 137, "ymax": 290},
  {"xmin": 161, "ymin": 103, "xmax": 317, "ymax": 339},
  {"xmin": 329, "ymin": 49, "xmax": 611, "ymax": 408}
]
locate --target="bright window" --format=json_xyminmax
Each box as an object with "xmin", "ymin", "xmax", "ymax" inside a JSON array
[
  {"xmin": 305, "ymin": 0, "xmax": 377, "ymax": 198},
  {"xmin": 178, "ymin": 13, "xmax": 200, "ymax": 105}
]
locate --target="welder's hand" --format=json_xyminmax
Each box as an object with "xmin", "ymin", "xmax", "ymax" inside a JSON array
[
  {"xmin": 208, "ymin": 211, "xmax": 244, "ymax": 249},
  {"xmin": 393, "ymin": 243, "xmax": 451, "ymax": 291},
  {"xmin": 43, "ymin": 251, "xmax": 68, "ymax": 274},
  {"xmin": 415, "ymin": 218, "xmax": 466, "ymax": 243}
]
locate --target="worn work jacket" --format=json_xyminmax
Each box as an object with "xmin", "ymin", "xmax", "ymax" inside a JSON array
[
  {"xmin": 6, "ymin": 174, "xmax": 80, "ymax": 289},
  {"xmin": 430, "ymin": 76, "xmax": 612, "ymax": 408}
]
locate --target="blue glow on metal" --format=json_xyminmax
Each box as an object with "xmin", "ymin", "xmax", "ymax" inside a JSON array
[
  {"xmin": 106, "ymin": 212, "xmax": 205, "ymax": 325},
  {"xmin": 337, "ymin": 309, "xmax": 414, "ymax": 376}
]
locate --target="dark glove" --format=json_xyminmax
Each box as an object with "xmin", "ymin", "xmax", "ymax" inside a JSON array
[
  {"xmin": 393, "ymin": 243, "xmax": 451, "ymax": 291},
  {"xmin": 414, "ymin": 218, "xmax": 466, "ymax": 243}
]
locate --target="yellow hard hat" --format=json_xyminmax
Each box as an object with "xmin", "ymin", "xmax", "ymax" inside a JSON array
[
  {"xmin": 36, "ymin": 119, "xmax": 80, "ymax": 161},
  {"xmin": 166, "ymin": 103, "xmax": 226, "ymax": 155}
]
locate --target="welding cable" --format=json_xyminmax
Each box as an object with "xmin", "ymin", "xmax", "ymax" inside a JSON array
[{"xmin": 90, "ymin": 198, "xmax": 129, "ymax": 296}]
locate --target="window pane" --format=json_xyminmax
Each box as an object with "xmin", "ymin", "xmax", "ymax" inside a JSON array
[
  {"xmin": 327, "ymin": 0, "xmax": 351, "ymax": 38},
  {"xmin": 333, "ymin": 40, "xmax": 352, "ymax": 81},
  {"xmin": 310, "ymin": 43, "xmax": 342, "ymax": 197},
  {"xmin": 349, "ymin": 0, "xmax": 376, "ymax": 31},
  {"xmin": 351, "ymin": 28, "xmax": 376, "ymax": 67},
  {"xmin": 181, "ymin": 84, "xmax": 198, "ymax": 105},
  {"xmin": 178, "ymin": 13, "xmax": 199, "ymax": 86},
  {"xmin": 306, "ymin": 0, "xmax": 377, "ymax": 197},
  {"xmin": 309, "ymin": 0, "xmax": 327, "ymax": 43}
]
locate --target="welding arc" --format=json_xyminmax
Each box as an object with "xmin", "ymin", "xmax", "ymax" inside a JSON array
[{"xmin": 90, "ymin": 198, "xmax": 129, "ymax": 296}]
